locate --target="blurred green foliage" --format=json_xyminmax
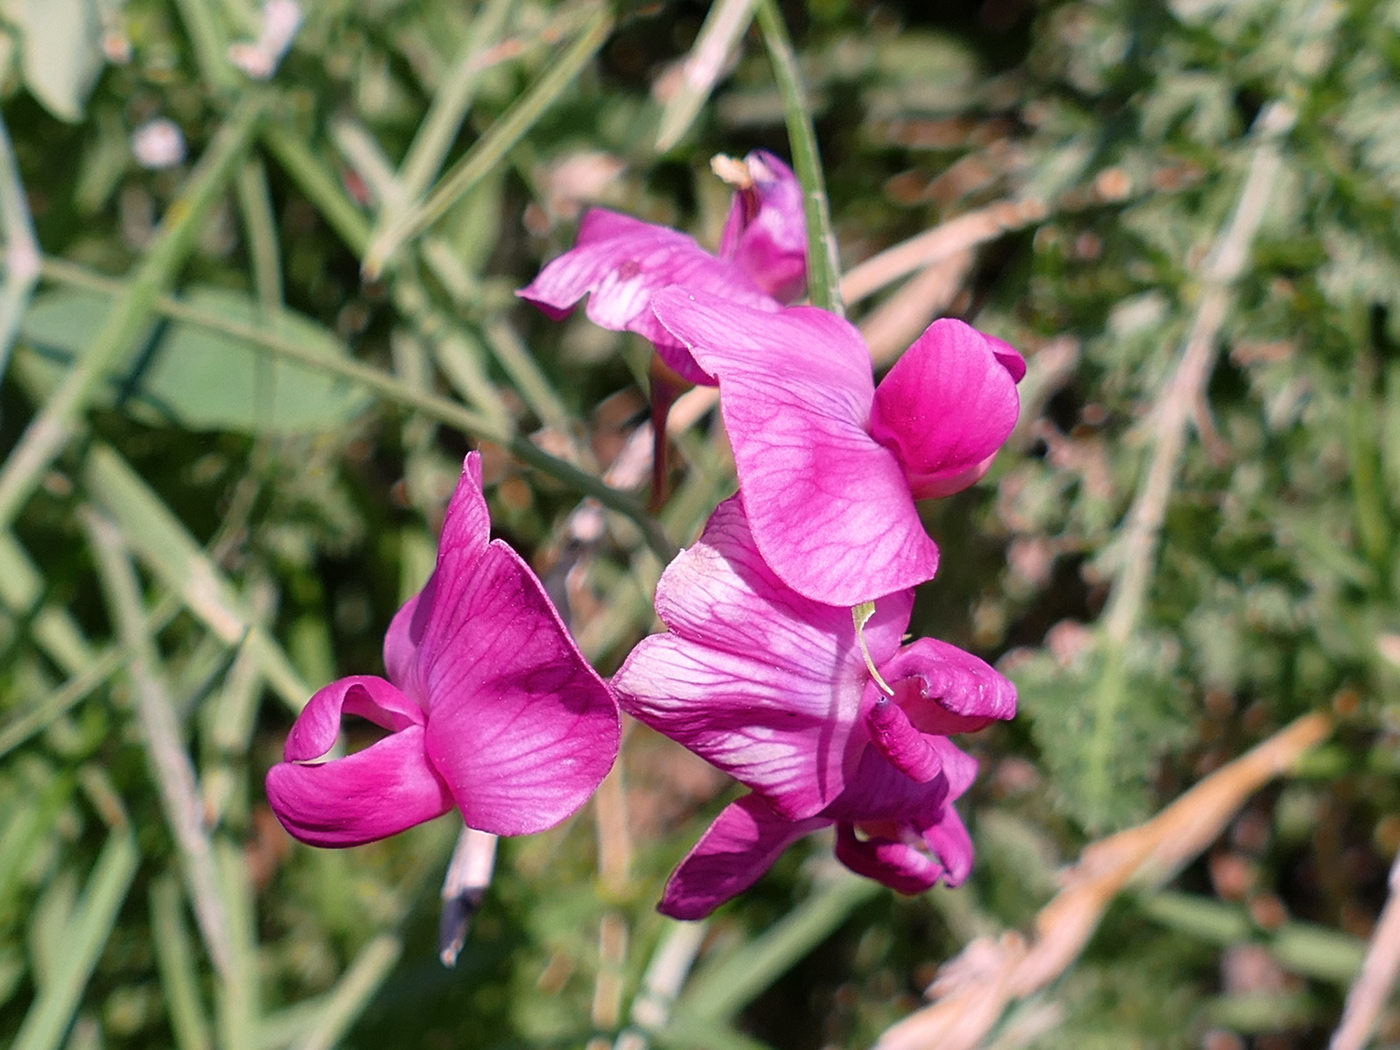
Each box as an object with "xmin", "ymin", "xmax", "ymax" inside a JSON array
[{"xmin": 0, "ymin": 1, "xmax": 1399, "ymax": 1049}]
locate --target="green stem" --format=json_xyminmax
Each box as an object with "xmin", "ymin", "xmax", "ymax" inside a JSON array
[
  {"xmin": 396, "ymin": 0, "xmax": 515, "ymax": 200},
  {"xmin": 755, "ymin": 0, "xmax": 840, "ymax": 315},
  {"xmin": 363, "ymin": 5, "xmax": 615, "ymax": 277},
  {"xmin": 11, "ymin": 828, "xmax": 140, "ymax": 1050},
  {"xmin": 39, "ymin": 258, "xmax": 677, "ymax": 561},
  {"xmin": 261, "ymin": 126, "xmax": 371, "ymax": 255},
  {"xmin": 0, "ymin": 95, "xmax": 265, "ymax": 533}
]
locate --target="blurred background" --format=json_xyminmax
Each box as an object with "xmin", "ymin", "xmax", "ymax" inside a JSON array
[{"xmin": 1, "ymin": 0, "xmax": 1398, "ymax": 1048}]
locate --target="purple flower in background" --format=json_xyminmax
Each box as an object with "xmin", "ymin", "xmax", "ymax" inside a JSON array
[
  {"xmin": 611, "ymin": 498, "xmax": 1015, "ymax": 919},
  {"xmin": 266, "ymin": 453, "xmax": 620, "ymax": 848},
  {"xmin": 518, "ymin": 151, "xmax": 807, "ymax": 385},
  {"xmin": 650, "ymin": 289, "xmax": 1026, "ymax": 605}
]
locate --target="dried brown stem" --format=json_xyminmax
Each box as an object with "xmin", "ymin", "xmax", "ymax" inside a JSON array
[
  {"xmin": 1329, "ymin": 845, "xmax": 1400, "ymax": 1050},
  {"xmin": 876, "ymin": 712, "xmax": 1332, "ymax": 1050}
]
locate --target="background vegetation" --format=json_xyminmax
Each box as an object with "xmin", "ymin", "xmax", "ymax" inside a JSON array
[{"xmin": 1, "ymin": 0, "xmax": 1398, "ymax": 1048}]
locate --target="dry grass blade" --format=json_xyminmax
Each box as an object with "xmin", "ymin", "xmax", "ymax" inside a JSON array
[
  {"xmin": 1329, "ymin": 846, "xmax": 1400, "ymax": 1050},
  {"xmin": 840, "ymin": 199, "xmax": 1048, "ymax": 308},
  {"xmin": 876, "ymin": 712, "xmax": 1333, "ymax": 1050}
]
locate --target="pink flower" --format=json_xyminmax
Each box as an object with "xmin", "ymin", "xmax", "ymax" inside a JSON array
[
  {"xmin": 265, "ymin": 453, "xmax": 620, "ymax": 848},
  {"xmin": 611, "ymin": 498, "xmax": 1015, "ymax": 919},
  {"xmin": 650, "ymin": 289, "xmax": 1026, "ymax": 605},
  {"xmin": 517, "ymin": 151, "xmax": 807, "ymax": 385}
]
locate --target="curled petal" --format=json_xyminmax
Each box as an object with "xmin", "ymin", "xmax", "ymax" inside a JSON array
[
  {"xmin": 834, "ymin": 823, "xmax": 945, "ymax": 895},
  {"xmin": 878, "ymin": 638, "xmax": 1017, "ymax": 734},
  {"xmin": 985, "ymin": 333, "xmax": 1028, "ymax": 382},
  {"xmin": 869, "ymin": 319, "xmax": 1022, "ymax": 500},
  {"xmin": 659, "ymin": 795, "xmax": 826, "ymax": 920},
  {"xmin": 518, "ymin": 208, "xmax": 781, "ymax": 385},
  {"xmin": 824, "ymin": 741, "xmax": 973, "ymax": 830},
  {"xmin": 719, "ymin": 151, "xmax": 807, "ymax": 303},
  {"xmin": 865, "ymin": 696, "xmax": 943, "ymax": 782},
  {"xmin": 652, "ymin": 289, "xmax": 940, "ymax": 605},
  {"xmin": 613, "ymin": 498, "xmax": 912, "ymax": 818},
  {"xmin": 283, "ymin": 675, "xmax": 425, "ymax": 764},
  {"xmin": 407, "ymin": 455, "xmax": 618, "ymax": 835},
  {"xmin": 921, "ymin": 804, "xmax": 974, "ymax": 886},
  {"xmin": 266, "ymin": 725, "xmax": 453, "ymax": 848}
]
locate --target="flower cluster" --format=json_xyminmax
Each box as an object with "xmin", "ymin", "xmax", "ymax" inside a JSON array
[{"xmin": 266, "ymin": 152, "xmax": 1024, "ymax": 923}]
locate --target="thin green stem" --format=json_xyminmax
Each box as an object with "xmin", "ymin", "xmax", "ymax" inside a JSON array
[
  {"xmin": 0, "ymin": 111, "xmax": 40, "ymax": 386},
  {"xmin": 0, "ymin": 594, "xmax": 181, "ymax": 759},
  {"xmin": 11, "ymin": 828, "xmax": 140, "ymax": 1050},
  {"xmin": 261, "ymin": 126, "xmax": 371, "ymax": 255},
  {"xmin": 235, "ymin": 158, "xmax": 284, "ymax": 315},
  {"xmin": 39, "ymin": 257, "xmax": 677, "ymax": 561},
  {"xmin": 755, "ymin": 0, "xmax": 840, "ymax": 315},
  {"xmin": 363, "ymin": 4, "xmax": 615, "ymax": 277},
  {"xmin": 150, "ymin": 877, "xmax": 216, "ymax": 1050},
  {"xmin": 396, "ymin": 0, "xmax": 515, "ymax": 200},
  {"xmin": 172, "ymin": 0, "xmax": 239, "ymax": 92},
  {"xmin": 0, "ymin": 95, "xmax": 265, "ymax": 533}
]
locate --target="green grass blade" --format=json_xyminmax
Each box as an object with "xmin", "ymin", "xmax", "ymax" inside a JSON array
[
  {"xmin": 754, "ymin": 0, "xmax": 840, "ymax": 315},
  {"xmin": 681, "ymin": 874, "xmax": 879, "ymax": 1023},
  {"xmin": 0, "ymin": 95, "xmax": 264, "ymax": 533},
  {"xmin": 362, "ymin": 4, "xmax": 615, "ymax": 277},
  {"xmin": 11, "ymin": 828, "xmax": 140, "ymax": 1050},
  {"xmin": 150, "ymin": 876, "xmax": 215, "ymax": 1050}
]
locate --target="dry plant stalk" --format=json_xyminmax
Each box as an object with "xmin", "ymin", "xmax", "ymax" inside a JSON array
[
  {"xmin": 876, "ymin": 711, "xmax": 1333, "ymax": 1050},
  {"xmin": 1329, "ymin": 845, "xmax": 1400, "ymax": 1050}
]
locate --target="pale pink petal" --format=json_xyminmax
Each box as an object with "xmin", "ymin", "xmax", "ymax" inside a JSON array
[
  {"xmin": 266, "ymin": 725, "xmax": 453, "ymax": 847},
  {"xmin": 878, "ymin": 638, "xmax": 1017, "ymax": 733},
  {"xmin": 719, "ymin": 151, "xmax": 807, "ymax": 303},
  {"xmin": 410, "ymin": 455, "xmax": 619, "ymax": 835},
  {"xmin": 283, "ymin": 675, "xmax": 426, "ymax": 764},
  {"xmin": 613, "ymin": 498, "xmax": 911, "ymax": 818},
  {"xmin": 659, "ymin": 795, "xmax": 827, "ymax": 919},
  {"xmin": 834, "ymin": 822, "xmax": 945, "ymax": 894},
  {"xmin": 869, "ymin": 319, "xmax": 1022, "ymax": 500},
  {"xmin": 518, "ymin": 208, "xmax": 782, "ymax": 385},
  {"xmin": 651, "ymin": 289, "xmax": 941, "ymax": 605}
]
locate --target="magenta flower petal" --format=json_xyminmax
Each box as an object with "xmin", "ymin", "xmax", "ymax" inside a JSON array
[
  {"xmin": 268, "ymin": 453, "xmax": 619, "ymax": 849},
  {"xmin": 382, "ymin": 592, "xmax": 424, "ymax": 704},
  {"xmin": 266, "ymin": 730, "xmax": 453, "ymax": 848},
  {"xmin": 869, "ymin": 319, "xmax": 1022, "ymax": 500},
  {"xmin": 834, "ymin": 823, "xmax": 946, "ymax": 895},
  {"xmin": 613, "ymin": 498, "xmax": 913, "ymax": 819},
  {"xmin": 823, "ymin": 744, "xmax": 964, "ymax": 828},
  {"xmin": 922, "ymin": 804, "xmax": 975, "ymax": 885},
  {"xmin": 407, "ymin": 456, "xmax": 620, "ymax": 836},
  {"xmin": 864, "ymin": 696, "xmax": 945, "ymax": 782},
  {"xmin": 283, "ymin": 675, "xmax": 426, "ymax": 764},
  {"xmin": 878, "ymin": 638, "xmax": 1018, "ymax": 734},
  {"xmin": 719, "ymin": 151, "xmax": 807, "ymax": 303},
  {"xmin": 659, "ymin": 795, "xmax": 826, "ymax": 919},
  {"xmin": 651, "ymin": 288, "xmax": 941, "ymax": 605},
  {"xmin": 985, "ymin": 333, "xmax": 1028, "ymax": 382},
  {"xmin": 518, "ymin": 207, "xmax": 782, "ymax": 385}
]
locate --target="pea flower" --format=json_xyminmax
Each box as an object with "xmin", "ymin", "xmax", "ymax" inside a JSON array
[
  {"xmin": 611, "ymin": 498, "xmax": 1015, "ymax": 919},
  {"xmin": 265, "ymin": 453, "xmax": 620, "ymax": 847},
  {"xmin": 649, "ymin": 288, "xmax": 1026, "ymax": 605},
  {"xmin": 517, "ymin": 150, "xmax": 806, "ymax": 386}
]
